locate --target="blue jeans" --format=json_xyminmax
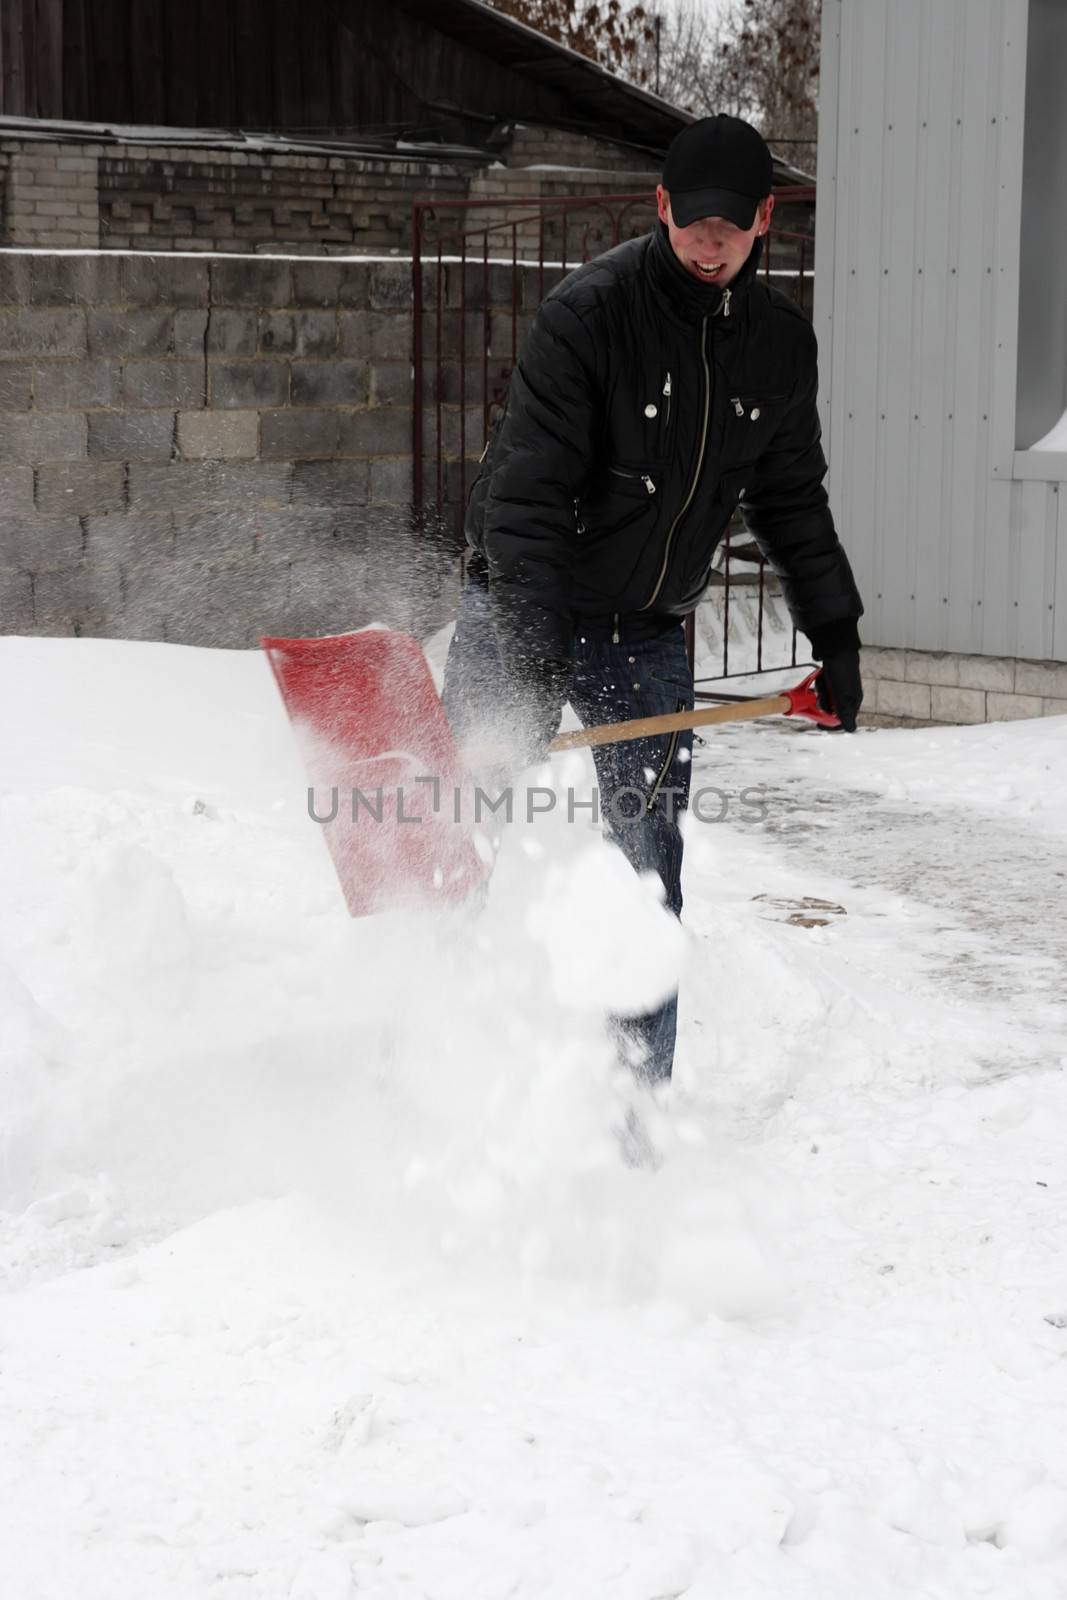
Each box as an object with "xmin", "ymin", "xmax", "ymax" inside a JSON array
[{"xmin": 442, "ymin": 581, "xmax": 694, "ymax": 1083}]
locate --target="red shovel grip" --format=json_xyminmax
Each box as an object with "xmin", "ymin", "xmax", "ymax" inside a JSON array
[{"xmin": 782, "ymin": 667, "xmax": 842, "ymax": 727}]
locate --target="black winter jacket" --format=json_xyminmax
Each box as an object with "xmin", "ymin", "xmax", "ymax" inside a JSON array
[{"xmin": 465, "ymin": 223, "xmax": 863, "ymax": 719}]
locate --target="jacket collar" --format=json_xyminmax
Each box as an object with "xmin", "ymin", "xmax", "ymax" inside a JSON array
[{"xmin": 646, "ymin": 222, "xmax": 763, "ymax": 326}]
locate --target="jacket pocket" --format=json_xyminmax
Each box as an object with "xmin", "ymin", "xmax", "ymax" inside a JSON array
[
  {"xmin": 727, "ymin": 391, "xmax": 789, "ymax": 418},
  {"xmin": 643, "ymin": 368, "xmax": 674, "ymax": 460},
  {"xmin": 616, "ymin": 365, "xmax": 675, "ymax": 466},
  {"xmin": 574, "ymin": 468, "xmax": 663, "ymax": 601},
  {"xmin": 649, "ymin": 650, "xmax": 694, "ymax": 699},
  {"xmin": 724, "ymin": 391, "xmax": 790, "ymax": 464},
  {"xmin": 607, "ymin": 464, "xmax": 658, "ymax": 497},
  {"xmin": 575, "ymin": 465, "xmax": 658, "ymax": 535}
]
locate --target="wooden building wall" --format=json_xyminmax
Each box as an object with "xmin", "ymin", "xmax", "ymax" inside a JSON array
[
  {"xmin": 0, "ymin": 0, "xmax": 655, "ymax": 147},
  {"xmin": 1, "ymin": 0, "xmax": 402, "ymax": 133}
]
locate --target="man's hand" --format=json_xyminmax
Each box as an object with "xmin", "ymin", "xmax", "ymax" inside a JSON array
[
  {"xmin": 807, "ymin": 619, "xmax": 863, "ymax": 732},
  {"xmin": 814, "ymin": 652, "xmax": 863, "ymax": 732},
  {"xmin": 510, "ymin": 693, "xmax": 562, "ymax": 770}
]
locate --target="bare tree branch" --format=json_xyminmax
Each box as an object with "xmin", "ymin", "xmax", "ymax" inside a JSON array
[
  {"xmin": 486, "ymin": 0, "xmax": 658, "ymax": 86},
  {"xmin": 485, "ymin": 0, "xmax": 820, "ymax": 153},
  {"xmin": 652, "ymin": 0, "xmax": 821, "ymax": 144}
]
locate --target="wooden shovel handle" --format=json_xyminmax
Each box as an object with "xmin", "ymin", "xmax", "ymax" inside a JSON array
[{"xmin": 547, "ymin": 693, "xmax": 792, "ymax": 752}]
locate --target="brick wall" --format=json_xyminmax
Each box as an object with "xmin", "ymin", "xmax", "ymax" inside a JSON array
[
  {"xmin": 0, "ymin": 140, "xmax": 477, "ymax": 255},
  {"xmin": 3, "ymin": 148, "xmax": 101, "ymax": 247},
  {"xmin": 0, "ymin": 133, "xmax": 662, "ymax": 260},
  {"xmin": 504, "ymin": 124, "xmax": 660, "ymax": 175},
  {"xmin": 460, "ymin": 168, "xmax": 657, "ymax": 269},
  {"xmin": 0, "ymin": 249, "xmax": 465, "ymax": 646}
]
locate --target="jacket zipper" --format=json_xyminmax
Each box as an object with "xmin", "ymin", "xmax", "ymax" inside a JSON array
[
  {"xmin": 609, "ymin": 466, "xmax": 657, "ymax": 495},
  {"xmin": 730, "ymin": 392, "xmax": 787, "ymax": 418},
  {"xmin": 663, "ymin": 371, "xmax": 672, "ymax": 430},
  {"xmin": 641, "ymin": 314, "xmax": 712, "ymax": 611}
]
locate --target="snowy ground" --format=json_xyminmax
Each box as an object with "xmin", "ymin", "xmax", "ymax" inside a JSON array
[{"xmin": 3, "ymin": 631, "xmax": 1067, "ymax": 1600}]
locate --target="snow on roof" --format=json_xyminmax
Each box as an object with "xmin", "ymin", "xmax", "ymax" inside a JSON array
[{"xmin": 0, "ymin": 114, "xmax": 491, "ymax": 168}]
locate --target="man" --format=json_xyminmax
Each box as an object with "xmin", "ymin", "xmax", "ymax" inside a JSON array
[{"xmin": 443, "ymin": 115, "xmax": 863, "ymax": 1084}]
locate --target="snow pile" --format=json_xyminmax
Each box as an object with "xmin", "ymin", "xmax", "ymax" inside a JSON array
[
  {"xmin": 0, "ymin": 636, "xmax": 773, "ymax": 1320},
  {"xmin": 2, "ymin": 633, "xmax": 1067, "ymax": 1599}
]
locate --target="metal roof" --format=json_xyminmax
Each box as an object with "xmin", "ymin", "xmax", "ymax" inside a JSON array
[
  {"xmin": 0, "ymin": 114, "xmax": 494, "ymax": 166},
  {"xmin": 0, "ymin": 108, "xmax": 812, "ymax": 187},
  {"xmin": 391, "ymin": 0, "xmax": 690, "ymax": 154},
  {"xmin": 391, "ymin": 0, "xmax": 815, "ymax": 182}
]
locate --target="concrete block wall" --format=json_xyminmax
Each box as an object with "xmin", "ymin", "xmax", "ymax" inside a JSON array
[
  {"xmin": 0, "ymin": 249, "xmax": 459, "ymax": 646},
  {"xmin": 7, "ymin": 243, "xmax": 1059, "ymax": 722},
  {"xmin": 861, "ymin": 648, "xmax": 1067, "ymax": 726}
]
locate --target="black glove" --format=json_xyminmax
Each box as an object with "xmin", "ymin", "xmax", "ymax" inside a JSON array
[
  {"xmin": 493, "ymin": 598, "xmax": 570, "ymax": 768},
  {"xmin": 808, "ymin": 619, "xmax": 863, "ymax": 733},
  {"xmin": 815, "ymin": 653, "xmax": 863, "ymax": 731},
  {"xmin": 508, "ymin": 695, "xmax": 561, "ymax": 771}
]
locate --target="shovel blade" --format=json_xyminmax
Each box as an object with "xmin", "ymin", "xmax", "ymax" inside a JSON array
[{"xmin": 262, "ymin": 627, "xmax": 491, "ymax": 916}]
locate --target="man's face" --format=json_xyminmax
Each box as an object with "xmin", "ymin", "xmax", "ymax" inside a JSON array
[{"xmin": 656, "ymin": 185, "xmax": 774, "ymax": 288}]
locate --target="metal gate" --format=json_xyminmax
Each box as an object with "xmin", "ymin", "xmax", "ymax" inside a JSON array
[{"xmin": 412, "ymin": 188, "xmax": 816, "ymax": 692}]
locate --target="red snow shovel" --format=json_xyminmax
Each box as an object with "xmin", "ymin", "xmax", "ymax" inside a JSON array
[
  {"xmin": 262, "ymin": 628, "xmax": 839, "ymax": 918},
  {"xmin": 262, "ymin": 628, "xmax": 492, "ymax": 916}
]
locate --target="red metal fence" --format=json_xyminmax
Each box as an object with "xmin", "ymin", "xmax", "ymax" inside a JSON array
[{"xmin": 412, "ymin": 188, "xmax": 816, "ymax": 690}]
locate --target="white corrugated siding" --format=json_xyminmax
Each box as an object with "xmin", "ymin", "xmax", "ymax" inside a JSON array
[{"xmin": 815, "ymin": 0, "xmax": 1063, "ymax": 660}]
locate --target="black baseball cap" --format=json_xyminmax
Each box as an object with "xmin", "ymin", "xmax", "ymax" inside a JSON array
[{"xmin": 662, "ymin": 115, "xmax": 774, "ymax": 230}]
